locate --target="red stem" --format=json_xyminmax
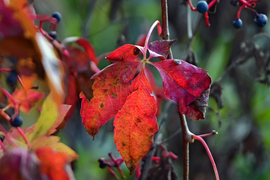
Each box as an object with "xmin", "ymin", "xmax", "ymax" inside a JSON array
[
  {"xmin": 16, "ymin": 127, "xmax": 30, "ymax": 148},
  {"xmin": 236, "ymin": 5, "xmax": 246, "ymax": 19},
  {"xmin": 204, "ymin": 12, "xmax": 210, "ymax": 26},
  {"xmin": 187, "ymin": 0, "xmax": 197, "ymax": 11},
  {"xmin": 107, "ymin": 167, "xmax": 119, "ymax": 180},
  {"xmin": 1, "ymin": 88, "xmax": 20, "ymax": 105},
  {"xmin": 0, "ymin": 125, "xmax": 17, "ymax": 147},
  {"xmin": 208, "ymin": 0, "xmax": 217, "ymax": 9},
  {"xmin": 238, "ymin": 0, "xmax": 253, "ymax": 7},
  {"xmin": 193, "ymin": 135, "xmax": 220, "ymax": 180},
  {"xmin": 198, "ymin": 130, "xmax": 218, "ymax": 138},
  {"xmin": 17, "ymin": 75, "xmax": 25, "ymax": 89},
  {"xmin": 0, "ymin": 110, "xmax": 11, "ymax": 121},
  {"xmin": 0, "ymin": 68, "xmax": 12, "ymax": 72},
  {"xmin": 136, "ymin": 163, "xmax": 141, "ymax": 179},
  {"xmin": 144, "ymin": 20, "xmax": 162, "ymax": 58},
  {"xmin": 151, "ymin": 157, "xmax": 161, "ymax": 163},
  {"xmin": 0, "ymin": 140, "xmax": 6, "ymax": 152}
]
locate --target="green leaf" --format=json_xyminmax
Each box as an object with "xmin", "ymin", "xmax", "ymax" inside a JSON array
[{"xmin": 29, "ymin": 93, "xmax": 58, "ymax": 141}]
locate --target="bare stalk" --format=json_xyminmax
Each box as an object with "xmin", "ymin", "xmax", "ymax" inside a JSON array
[{"xmin": 160, "ymin": 1, "xmax": 194, "ymax": 179}]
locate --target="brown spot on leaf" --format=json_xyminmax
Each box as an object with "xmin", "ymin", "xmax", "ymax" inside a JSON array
[
  {"xmin": 133, "ymin": 47, "xmax": 140, "ymax": 55},
  {"xmin": 122, "ymin": 142, "xmax": 126, "ymax": 147}
]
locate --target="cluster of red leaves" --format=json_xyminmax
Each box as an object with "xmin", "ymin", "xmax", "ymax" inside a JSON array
[
  {"xmin": 0, "ymin": 0, "xmax": 84, "ymax": 179},
  {"xmin": 0, "ymin": 0, "xmax": 212, "ymax": 177},
  {"xmin": 80, "ymin": 21, "xmax": 211, "ymax": 173}
]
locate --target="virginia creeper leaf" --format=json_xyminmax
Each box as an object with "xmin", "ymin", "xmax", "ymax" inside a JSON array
[
  {"xmin": 35, "ymin": 147, "xmax": 70, "ymax": 180},
  {"xmin": 188, "ymin": 89, "xmax": 210, "ymax": 120},
  {"xmin": 80, "ymin": 62, "xmax": 139, "ymax": 137},
  {"xmin": 67, "ymin": 46, "xmax": 95, "ymax": 100},
  {"xmin": 152, "ymin": 59, "xmax": 211, "ymax": 120},
  {"xmin": 114, "ymin": 70, "xmax": 158, "ymax": 174},
  {"xmin": 144, "ymin": 67, "xmax": 167, "ymax": 116},
  {"xmin": 148, "ymin": 39, "xmax": 176, "ymax": 58},
  {"xmin": 31, "ymin": 136, "xmax": 79, "ymax": 162},
  {"xmin": 48, "ymin": 104, "xmax": 71, "ymax": 134},
  {"xmin": 106, "ymin": 44, "xmax": 141, "ymax": 62},
  {"xmin": 0, "ymin": 147, "xmax": 41, "ymax": 180},
  {"xmin": 76, "ymin": 38, "xmax": 98, "ymax": 64},
  {"xmin": 8, "ymin": 88, "xmax": 44, "ymax": 113},
  {"xmin": 29, "ymin": 93, "xmax": 58, "ymax": 141},
  {"xmin": 7, "ymin": 104, "xmax": 71, "ymax": 144},
  {"xmin": 0, "ymin": 0, "xmax": 24, "ymax": 37}
]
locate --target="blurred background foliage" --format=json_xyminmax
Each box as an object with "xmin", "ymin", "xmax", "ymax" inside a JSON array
[{"xmin": 33, "ymin": 0, "xmax": 270, "ymax": 179}]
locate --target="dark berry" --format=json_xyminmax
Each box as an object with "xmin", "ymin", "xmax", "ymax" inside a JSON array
[
  {"xmin": 52, "ymin": 12, "xmax": 62, "ymax": 22},
  {"xmin": 0, "ymin": 136, "xmax": 4, "ymax": 142},
  {"xmin": 230, "ymin": 0, "xmax": 239, "ymax": 6},
  {"xmin": 233, "ymin": 19, "xmax": 242, "ymax": 29},
  {"xmin": 98, "ymin": 159, "xmax": 107, "ymax": 169},
  {"xmin": 10, "ymin": 116, "xmax": 23, "ymax": 127},
  {"xmin": 196, "ymin": 1, "xmax": 208, "ymax": 14},
  {"xmin": 48, "ymin": 31, "xmax": 57, "ymax": 39},
  {"xmin": 6, "ymin": 70, "xmax": 17, "ymax": 86},
  {"xmin": 254, "ymin": 14, "xmax": 268, "ymax": 27}
]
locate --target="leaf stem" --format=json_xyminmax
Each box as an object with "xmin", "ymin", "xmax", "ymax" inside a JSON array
[
  {"xmin": 0, "ymin": 140, "xmax": 6, "ymax": 152},
  {"xmin": 17, "ymin": 75, "xmax": 25, "ymax": 89},
  {"xmin": 144, "ymin": 21, "xmax": 162, "ymax": 59},
  {"xmin": 16, "ymin": 127, "xmax": 30, "ymax": 148},
  {"xmin": 193, "ymin": 135, "xmax": 220, "ymax": 180}
]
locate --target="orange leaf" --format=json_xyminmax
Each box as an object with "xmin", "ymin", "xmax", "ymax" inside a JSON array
[
  {"xmin": 31, "ymin": 136, "xmax": 79, "ymax": 162},
  {"xmin": 8, "ymin": 88, "xmax": 44, "ymax": 113},
  {"xmin": 80, "ymin": 62, "xmax": 139, "ymax": 138},
  {"xmin": 35, "ymin": 147, "xmax": 70, "ymax": 180},
  {"xmin": 114, "ymin": 70, "xmax": 158, "ymax": 173}
]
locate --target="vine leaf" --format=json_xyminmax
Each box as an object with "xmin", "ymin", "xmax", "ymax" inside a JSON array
[
  {"xmin": 114, "ymin": 70, "xmax": 158, "ymax": 173},
  {"xmin": 0, "ymin": 147, "xmax": 41, "ymax": 180},
  {"xmin": 80, "ymin": 61, "xmax": 139, "ymax": 138},
  {"xmin": 106, "ymin": 44, "xmax": 141, "ymax": 62},
  {"xmin": 35, "ymin": 147, "xmax": 70, "ymax": 180},
  {"xmin": 152, "ymin": 59, "xmax": 211, "ymax": 120},
  {"xmin": 8, "ymin": 88, "xmax": 44, "ymax": 113},
  {"xmin": 28, "ymin": 93, "xmax": 58, "ymax": 141},
  {"xmin": 148, "ymin": 39, "xmax": 176, "ymax": 58},
  {"xmin": 31, "ymin": 136, "xmax": 78, "ymax": 162}
]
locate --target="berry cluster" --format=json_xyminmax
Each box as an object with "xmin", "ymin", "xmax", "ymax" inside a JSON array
[
  {"xmin": 186, "ymin": 0, "xmax": 220, "ymax": 26},
  {"xmin": 232, "ymin": 0, "xmax": 268, "ymax": 29},
  {"xmin": 186, "ymin": 0, "xmax": 268, "ymax": 28},
  {"xmin": 98, "ymin": 153, "xmax": 125, "ymax": 179}
]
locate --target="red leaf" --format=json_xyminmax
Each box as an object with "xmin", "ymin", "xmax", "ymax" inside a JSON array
[
  {"xmin": 8, "ymin": 89, "xmax": 44, "ymax": 113},
  {"xmin": 114, "ymin": 70, "xmax": 158, "ymax": 173},
  {"xmin": 66, "ymin": 46, "xmax": 95, "ymax": 100},
  {"xmin": 35, "ymin": 147, "xmax": 70, "ymax": 180},
  {"xmin": 76, "ymin": 38, "xmax": 98, "ymax": 65},
  {"xmin": 0, "ymin": 147, "xmax": 41, "ymax": 180},
  {"xmin": 62, "ymin": 73, "xmax": 78, "ymax": 124},
  {"xmin": 145, "ymin": 67, "xmax": 167, "ymax": 116},
  {"xmin": 106, "ymin": 44, "xmax": 141, "ymax": 62},
  {"xmin": 80, "ymin": 62, "xmax": 139, "ymax": 137},
  {"xmin": 0, "ymin": 1, "xmax": 24, "ymax": 37},
  {"xmin": 152, "ymin": 59, "xmax": 211, "ymax": 120},
  {"xmin": 148, "ymin": 40, "xmax": 176, "ymax": 59}
]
